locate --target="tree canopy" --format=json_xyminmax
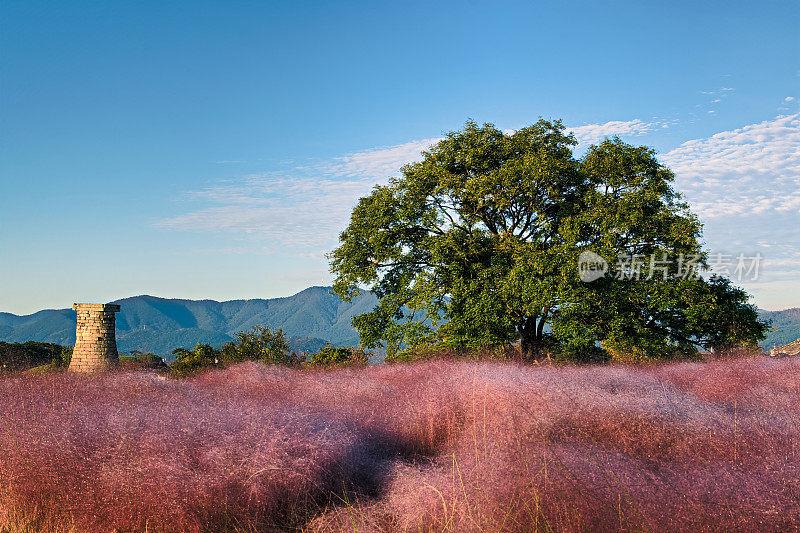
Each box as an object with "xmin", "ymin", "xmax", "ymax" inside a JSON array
[{"xmin": 330, "ymin": 120, "xmax": 767, "ymax": 361}]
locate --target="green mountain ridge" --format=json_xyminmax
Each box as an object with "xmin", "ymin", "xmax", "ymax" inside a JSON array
[{"xmin": 759, "ymin": 308, "xmax": 800, "ymax": 349}]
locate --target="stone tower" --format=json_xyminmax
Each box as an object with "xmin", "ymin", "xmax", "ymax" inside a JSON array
[{"xmin": 70, "ymin": 303, "xmax": 121, "ymax": 372}]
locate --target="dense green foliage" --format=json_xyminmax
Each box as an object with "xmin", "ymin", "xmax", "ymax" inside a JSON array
[
  {"xmin": 169, "ymin": 343, "xmax": 223, "ymax": 377},
  {"xmin": 170, "ymin": 325, "xmax": 300, "ymax": 376},
  {"xmin": 305, "ymin": 345, "xmax": 370, "ymax": 368},
  {"xmin": 119, "ymin": 351, "xmax": 168, "ymax": 370},
  {"xmin": 223, "ymin": 325, "xmax": 296, "ymax": 365},
  {"xmin": 0, "ymin": 341, "xmax": 70, "ymax": 372},
  {"xmin": 331, "ymin": 120, "xmax": 768, "ymax": 360},
  {"xmin": 59, "ymin": 346, "xmax": 73, "ymax": 367}
]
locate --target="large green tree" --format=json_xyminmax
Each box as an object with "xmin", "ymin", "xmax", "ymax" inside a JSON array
[{"xmin": 330, "ymin": 120, "xmax": 767, "ymax": 360}]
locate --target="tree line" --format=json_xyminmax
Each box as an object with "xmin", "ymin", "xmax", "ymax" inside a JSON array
[
  {"xmin": 0, "ymin": 326, "xmax": 370, "ymax": 377},
  {"xmin": 169, "ymin": 325, "xmax": 369, "ymax": 376}
]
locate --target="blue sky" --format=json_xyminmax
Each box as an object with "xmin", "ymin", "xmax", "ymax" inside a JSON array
[{"xmin": 1, "ymin": 0, "xmax": 798, "ymax": 315}]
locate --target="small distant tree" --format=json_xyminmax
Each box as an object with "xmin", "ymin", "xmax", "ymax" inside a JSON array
[
  {"xmin": 121, "ymin": 350, "xmax": 167, "ymax": 370},
  {"xmin": 230, "ymin": 325, "xmax": 300, "ymax": 366},
  {"xmin": 219, "ymin": 340, "xmax": 240, "ymax": 363},
  {"xmin": 169, "ymin": 343, "xmax": 220, "ymax": 377},
  {"xmin": 305, "ymin": 345, "xmax": 370, "ymax": 368}
]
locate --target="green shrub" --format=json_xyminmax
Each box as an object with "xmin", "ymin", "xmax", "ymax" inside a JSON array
[
  {"xmin": 167, "ymin": 326, "xmax": 306, "ymax": 378},
  {"xmin": 225, "ymin": 325, "xmax": 301, "ymax": 366},
  {"xmin": 59, "ymin": 346, "xmax": 73, "ymax": 368},
  {"xmin": 384, "ymin": 344, "xmax": 447, "ymax": 364},
  {"xmin": 385, "ymin": 343, "xmax": 515, "ymax": 364},
  {"xmin": 305, "ymin": 345, "xmax": 369, "ymax": 368},
  {"xmin": 120, "ymin": 351, "xmax": 167, "ymax": 370},
  {"xmin": 601, "ymin": 337, "xmax": 698, "ymax": 364},
  {"xmin": 550, "ymin": 343, "xmax": 610, "ymax": 364},
  {"xmin": 169, "ymin": 343, "xmax": 220, "ymax": 377}
]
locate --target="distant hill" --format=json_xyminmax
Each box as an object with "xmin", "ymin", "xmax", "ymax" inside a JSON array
[
  {"xmin": 759, "ymin": 308, "xmax": 800, "ymax": 349},
  {"xmin": 0, "ymin": 287, "xmax": 378, "ymax": 358},
  {"xmin": 1, "ymin": 288, "xmax": 796, "ymax": 357}
]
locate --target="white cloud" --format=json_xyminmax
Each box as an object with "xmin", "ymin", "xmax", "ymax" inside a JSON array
[
  {"xmin": 158, "ymin": 138, "xmax": 441, "ymax": 248},
  {"xmin": 701, "ymin": 87, "xmax": 734, "ymax": 95},
  {"xmin": 568, "ymin": 119, "xmax": 662, "ymax": 148},
  {"xmin": 159, "ymin": 176, "xmax": 384, "ymax": 247},
  {"xmin": 662, "ymin": 113, "xmax": 800, "ymax": 219},
  {"xmin": 661, "ymin": 114, "xmax": 800, "ymax": 302},
  {"xmin": 786, "ymin": 96, "xmax": 796, "ymax": 102},
  {"xmin": 166, "ymin": 115, "xmax": 800, "ymax": 233},
  {"xmin": 326, "ymin": 137, "xmax": 442, "ymax": 179},
  {"xmin": 698, "ymin": 87, "xmax": 734, "ymax": 109}
]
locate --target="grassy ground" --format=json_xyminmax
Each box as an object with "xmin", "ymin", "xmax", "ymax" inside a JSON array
[{"xmin": 1, "ymin": 356, "xmax": 799, "ymax": 532}]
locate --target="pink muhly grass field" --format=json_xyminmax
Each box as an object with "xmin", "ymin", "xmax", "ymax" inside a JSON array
[{"xmin": 1, "ymin": 357, "xmax": 800, "ymax": 532}]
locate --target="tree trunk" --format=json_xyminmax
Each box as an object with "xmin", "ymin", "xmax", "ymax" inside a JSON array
[
  {"xmin": 537, "ymin": 311, "xmax": 548, "ymax": 340},
  {"xmin": 519, "ymin": 312, "xmax": 550, "ymax": 359},
  {"xmin": 519, "ymin": 316, "xmax": 541, "ymax": 359}
]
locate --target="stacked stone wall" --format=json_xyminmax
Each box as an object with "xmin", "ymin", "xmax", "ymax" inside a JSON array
[{"xmin": 69, "ymin": 303, "xmax": 120, "ymax": 372}]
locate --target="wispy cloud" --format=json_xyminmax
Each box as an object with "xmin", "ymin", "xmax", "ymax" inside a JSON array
[
  {"xmin": 159, "ymin": 119, "xmax": 678, "ymax": 251},
  {"xmin": 325, "ymin": 138, "xmax": 442, "ymax": 179},
  {"xmin": 568, "ymin": 119, "xmax": 664, "ymax": 149},
  {"xmin": 158, "ymin": 138, "xmax": 443, "ymax": 248},
  {"xmin": 698, "ymin": 87, "xmax": 734, "ymax": 113},
  {"xmin": 663, "ymin": 113, "xmax": 800, "ymax": 218},
  {"xmin": 159, "ymin": 176, "xmax": 381, "ymax": 247},
  {"xmin": 701, "ymin": 87, "xmax": 734, "ymax": 96},
  {"xmin": 662, "ymin": 113, "xmax": 800, "ymax": 298}
]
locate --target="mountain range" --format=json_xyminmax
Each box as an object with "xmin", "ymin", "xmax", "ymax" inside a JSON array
[
  {"xmin": 0, "ymin": 287, "xmax": 377, "ymax": 358},
  {"xmin": 0, "ymin": 286, "xmax": 797, "ymax": 357},
  {"xmin": 757, "ymin": 307, "xmax": 800, "ymax": 350}
]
